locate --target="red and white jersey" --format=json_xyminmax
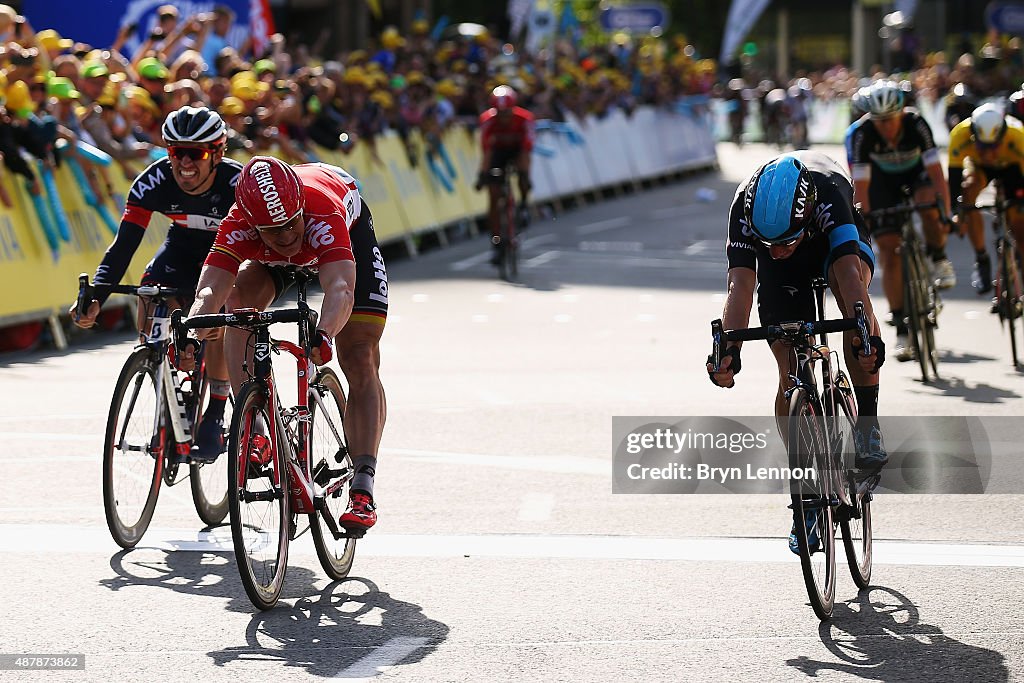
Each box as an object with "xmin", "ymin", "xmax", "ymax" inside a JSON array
[
  {"xmin": 479, "ymin": 106, "xmax": 535, "ymax": 152},
  {"xmin": 206, "ymin": 163, "xmax": 361, "ymax": 274}
]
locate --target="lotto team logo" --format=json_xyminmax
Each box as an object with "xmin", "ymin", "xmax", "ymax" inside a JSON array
[{"xmin": 252, "ymin": 161, "xmax": 289, "ymax": 225}]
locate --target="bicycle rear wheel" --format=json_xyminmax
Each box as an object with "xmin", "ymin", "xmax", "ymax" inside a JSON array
[
  {"xmin": 308, "ymin": 367, "xmax": 357, "ymax": 580},
  {"xmin": 498, "ymin": 192, "xmax": 518, "ymax": 282},
  {"xmin": 903, "ymin": 245, "xmax": 931, "ymax": 382},
  {"xmin": 828, "ymin": 381, "xmax": 873, "ymax": 589},
  {"xmin": 228, "ymin": 382, "xmax": 290, "ymax": 610},
  {"xmin": 188, "ymin": 366, "xmax": 230, "ymax": 526},
  {"xmin": 788, "ymin": 389, "xmax": 837, "ymax": 621},
  {"xmin": 998, "ymin": 241, "xmax": 1023, "ymax": 366},
  {"xmin": 103, "ymin": 347, "xmax": 164, "ymax": 549}
]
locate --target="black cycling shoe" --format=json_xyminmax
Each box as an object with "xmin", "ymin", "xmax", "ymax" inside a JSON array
[
  {"xmin": 854, "ymin": 424, "xmax": 889, "ymax": 471},
  {"xmin": 489, "ymin": 238, "xmax": 502, "ymax": 266},
  {"xmin": 192, "ymin": 417, "xmax": 225, "ymax": 464},
  {"xmin": 973, "ymin": 254, "xmax": 993, "ymax": 295}
]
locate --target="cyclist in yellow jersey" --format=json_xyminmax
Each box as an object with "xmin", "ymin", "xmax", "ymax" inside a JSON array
[{"xmin": 948, "ymin": 103, "xmax": 1024, "ymax": 293}]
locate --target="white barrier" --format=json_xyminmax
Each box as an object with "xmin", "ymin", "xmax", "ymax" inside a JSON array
[{"xmin": 713, "ymin": 95, "xmax": 959, "ymax": 147}]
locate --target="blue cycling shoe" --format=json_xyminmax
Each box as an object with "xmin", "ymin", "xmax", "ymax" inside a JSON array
[
  {"xmin": 789, "ymin": 509, "xmax": 821, "ymax": 555},
  {"xmin": 854, "ymin": 424, "xmax": 889, "ymax": 471},
  {"xmin": 192, "ymin": 416, "xmax": 225, "ymax": 464}
]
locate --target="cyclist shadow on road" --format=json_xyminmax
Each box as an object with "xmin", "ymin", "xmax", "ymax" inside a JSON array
[
  {"xmin": 913, "ymin": 375, "xmax": 1022, "ymax": 404},
  {"xmin": 786, "ymin": 586, "xmax": 1009, "ymax": 681},
  {"xmin": 101, "ymin": 545, "xmax": 276, "ymax": 601},
  {"xmin": 209, "ymin": 578, "xmax": 450, "ymax": 678}
]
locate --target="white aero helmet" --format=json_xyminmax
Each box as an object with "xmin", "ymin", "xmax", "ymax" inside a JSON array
[
  {"xmin": 866, "ymin": 80, "xmax": 904, "ymax": 118},
  {"xmin": 971, "ymin": 103, "xmax": 1008, "ymax": 147}
]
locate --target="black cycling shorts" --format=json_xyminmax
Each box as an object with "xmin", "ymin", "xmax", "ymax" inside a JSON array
[
  {"xmin": 140, "ymin": 228, "xmax": 215, "ymax": 306},
  {"xmin": 490, "ymin": 147, "xmax": 523, "ymax": 175},
  {"xmin": 868, "ymin": 165, "xmax": 931, "ymax": 236},
  {"xmin": 971, "ymin": 164, "xmax": 1024, "ymax": 199},
  {"xmin": 267, "ymin": 205, "xmax": 388, "ymax": 326},
  {"xmin": 757, "ymin": 217, "xmax": 875, "ymax": 328}
]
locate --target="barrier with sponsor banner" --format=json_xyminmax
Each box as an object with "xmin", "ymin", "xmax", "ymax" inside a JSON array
[
  {"xmin": 0, "ymin": 102, "xmax": 716, "ymax": 347},
  {"xmin": 711, "ymin": 95, "xmax": 958, "ymax": 147}
]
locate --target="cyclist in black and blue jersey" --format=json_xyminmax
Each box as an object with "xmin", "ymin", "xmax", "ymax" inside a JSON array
[
  {"xmin": 848, "ymin": 80, "xmax": 953, "ymax": 362},
  {"xmin": 70, "ymin": 106, "xmax": 242, "ymax": 461},
  {"xmin": 706, "ymin": 151, "xmax": 888, "ymax": 551}
]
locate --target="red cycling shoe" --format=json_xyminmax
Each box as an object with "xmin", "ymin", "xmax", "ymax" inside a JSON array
[{"xmin": 339, "ymin": 493, "xmax": 377, "ymax": 532}]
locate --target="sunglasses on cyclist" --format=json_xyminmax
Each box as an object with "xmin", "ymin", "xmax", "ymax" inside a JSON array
[
  {"xmin": 760, "ymin": 233, "xmax": 802, "ymax": 248},
  {"xmin": 255, "ymin": 213, "xmax": 303, "ymax": 236},
  {"xmin": 167, "ymin": 146, "xmax": 214, "ymax": 161}
]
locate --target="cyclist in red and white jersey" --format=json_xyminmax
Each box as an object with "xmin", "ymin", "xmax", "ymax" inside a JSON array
[
  {"xmin": 476, "ymin": 85, "xmax": 535, "ymax": 263},
  {"xmin": 184, "ymin": 156, "xmax": 388, "ymax": 533}
]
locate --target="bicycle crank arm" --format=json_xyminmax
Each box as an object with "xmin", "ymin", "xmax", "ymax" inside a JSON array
[{"xmin": 239, "ymin": 488, "xmax": 284, "ymax": 503}]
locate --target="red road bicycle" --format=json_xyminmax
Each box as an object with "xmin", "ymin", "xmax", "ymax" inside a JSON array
[{"xmin": 173, "ymin": 269, "xmax": 357, "ymax": 610}]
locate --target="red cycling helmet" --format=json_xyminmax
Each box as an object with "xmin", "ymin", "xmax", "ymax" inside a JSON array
[
  {"xmin": 235, "ymin": 156, "xmax": 305, "ymax": 228},
  {"xmin": 490, "ymin": 85, "xmax": 517, "ymax": 110}
]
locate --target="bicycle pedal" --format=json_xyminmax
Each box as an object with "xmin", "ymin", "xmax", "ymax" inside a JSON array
[{"xmin": 339, "ymin": 527, "xmax": 366, "ymax": 539}]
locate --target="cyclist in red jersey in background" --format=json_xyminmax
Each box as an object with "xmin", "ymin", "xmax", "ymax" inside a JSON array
[
  {"xmin": 476, "ymin": 85, "xmax": 535, "ymax": 264},
  {"xmin": 182, "ymin": 157, "xmax": 388, "ymax": 534}
]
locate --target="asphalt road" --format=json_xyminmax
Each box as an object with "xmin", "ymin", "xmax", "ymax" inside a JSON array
[{"xmin": 0, "ymin": 143, "xmax": 1021, "ymax": 682}]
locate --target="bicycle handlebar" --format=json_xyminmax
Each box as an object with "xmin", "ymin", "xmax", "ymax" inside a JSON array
[
  {"xmin": 709, "ymin": 302, "xmax": 870, "ymax": 371},
  {"xmin": 76, "ymin": 274, "xmax": 184, "ymax": 301},
  {"xmin": 76, "ymin": 273, "xmax": 92, "ymax": 319}
]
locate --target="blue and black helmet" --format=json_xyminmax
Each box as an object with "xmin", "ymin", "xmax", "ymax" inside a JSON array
[{"xmin": 743, "ymin": 155, "xmax": 817, "ymax": 244}]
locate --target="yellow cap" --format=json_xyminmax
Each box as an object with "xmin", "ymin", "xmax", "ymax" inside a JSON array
[
  {"xmin": 219, "ymin": 96, "xmax": 245, "ymax": 116},
  {"xmin": 37, "ymin": 29, "xmax": 73, "ymax": 52}
]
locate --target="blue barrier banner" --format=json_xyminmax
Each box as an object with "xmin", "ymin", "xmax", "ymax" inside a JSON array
[{"xmin": 22, "ymin": 0, "xmax": 254, "ymax": 55}]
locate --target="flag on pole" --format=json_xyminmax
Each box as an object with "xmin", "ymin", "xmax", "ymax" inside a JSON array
[
  {"xmin": 719, "ymin": 0, "xmax": 773, "ymax": 64},
  {"xmin": 249, "ymin": 0, "xmax": 276, "ymax": 55}
]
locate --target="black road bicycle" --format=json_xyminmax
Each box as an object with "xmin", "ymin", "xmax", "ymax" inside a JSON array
[
  {"xmin": 710, "ymin": 279, "xmax": 880, "ymax": 620},
  {"xmin": 963, "ymin": 182, "xmax": 1024, "ymax": 368},
  {"xmin": 867, "ymin": 200, "xmax": 947, "ymax": 383}
]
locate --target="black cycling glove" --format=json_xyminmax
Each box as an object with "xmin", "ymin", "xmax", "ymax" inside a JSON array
[
  {"xmin": 707, "ymin": 346, "xmax": 741, "ymax": 387},
  {"xmin": 852, "ymin": 335, "xmax": 885, "ymax": 373}
]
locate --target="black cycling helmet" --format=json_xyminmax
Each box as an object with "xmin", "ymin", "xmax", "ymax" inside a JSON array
[{"xmin": 161, "ymin": 105, "xmax": 227, "ymax": 147}]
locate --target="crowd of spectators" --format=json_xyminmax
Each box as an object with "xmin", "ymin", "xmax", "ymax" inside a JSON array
[
  {"xmin": 720, "ymin": 31, "xmax": 1024, "ymax": 138},
  {"xmin": 0, "ymin": 2, "xmax": 717, "ymax": 209}
]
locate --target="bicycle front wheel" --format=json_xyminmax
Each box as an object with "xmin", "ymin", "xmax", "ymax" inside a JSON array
[
  {"xmin": 999, "ymin": 241, "xmax": 1023, "ymax": 366},
  {"xmin": 103, "ymin": 347, "xmax": 164, "ymax": 549},
  {"xmin": 903, "ymin": 245, "xmax": 931, "ymax": 382},
  {"xmin": 788, "ymin": 389, "xmax": 837, "ymax": 621},
  {"xmin": 829, "ymin": 383, "xmax": 873, "ymax": 589},
  {"xmin": 308, "ymin": 367, "xmax": 357, "ymax": 580},
  {"xmin": 228, "ymin": 382, "xmax": 290, "ymax": 610}
]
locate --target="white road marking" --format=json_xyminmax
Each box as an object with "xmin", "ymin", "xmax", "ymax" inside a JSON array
[
  {"xmin": 576, "ymin": 216, "xmax": 630, "ymax": 235},
  {"xmin": 411, "ymin": 294, "xmax": 430, "ymax": 303},
  {"xmin": 684, "ymin": 240, "xmax": 713, "ymax": 255},
  {"xmin": 579, "ymin": 241, "xmax": 644, "ymax": 252},
  {"xmin": 523, "ymin": 250, "xmax": 559, "ymax": 267},
  {"xmin": 450, "ymin": 251, "xmax": 492, "ymax": 271},
  {"xmin": 385, "ymin": 448, "xmax": 605, "ymax": 475},
  {"xmin": 333, "ymin": 636, "xmax": 431, "ymax": 680},
  {"xmin": 485, "ymin": 293, "xmax": 504, "ymax": 303},
  {"xmin": 965, "ymin": 310, "xmax": 982, "ymax": 320},
  {"xmin": 471, "ymin": 314, "xmax": 489, "ymax": 323},
  {"xmin": 650, "ymin": 205, "xmax": 703, "ymax": 220},
  {"xmin": 3, "ymin": 524, "xmax": 1023, "ymax": 568},
  {"xmin": 517, "ymin": 493, "xmax": 555, "ymax": 522},
  {"xmin": 553, "ymin": 314, "xmax": 572, "ymax": 323},
  {"xmin": 636, "ymin": 313, "xmax": 657, "ymax": 323}
]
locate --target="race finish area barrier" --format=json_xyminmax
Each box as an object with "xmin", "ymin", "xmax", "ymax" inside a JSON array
[{"xmin": 0, "ymin": 101, "xmax": 716, "ymax": 350}]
